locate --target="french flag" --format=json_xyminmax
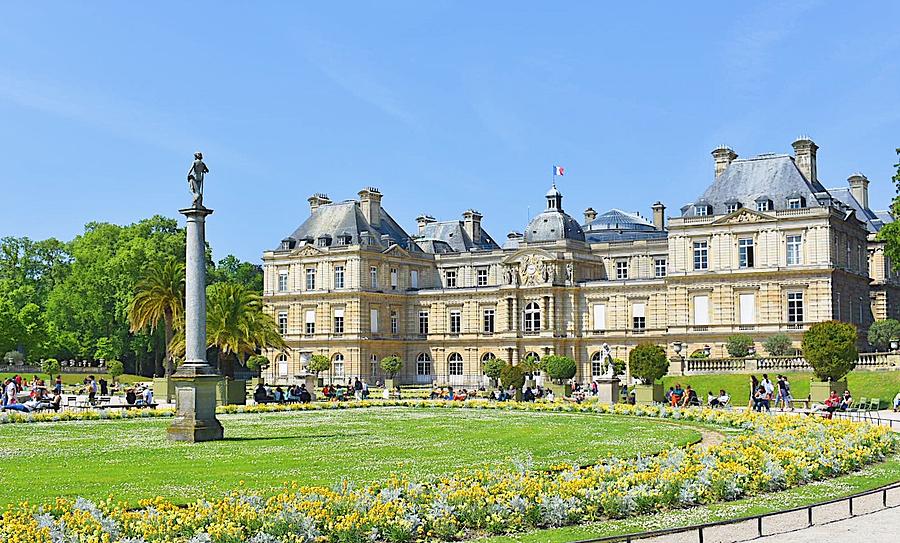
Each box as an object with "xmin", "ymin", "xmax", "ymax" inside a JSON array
[{"xmin": 553, "ymin": 165, "xmax": 565, "ymax": 176}]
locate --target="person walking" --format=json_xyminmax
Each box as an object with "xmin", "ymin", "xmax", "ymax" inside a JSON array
[{"xmin": 749, "ymin": 375, "xmax": 759, "ymax": 408}]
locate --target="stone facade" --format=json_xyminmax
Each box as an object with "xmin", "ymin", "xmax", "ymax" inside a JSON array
[{"xmin": 262, "ymin": 138, "xmax": 900, "ymax": 388}]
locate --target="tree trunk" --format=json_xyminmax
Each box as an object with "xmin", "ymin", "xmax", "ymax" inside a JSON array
[{"xmin": 164, "ymin": 309, "xmax": 174, "ymax": 376}]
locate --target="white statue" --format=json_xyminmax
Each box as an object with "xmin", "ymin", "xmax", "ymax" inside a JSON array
[{"xmin": 600, "ymin": 343, "xmax": 615, "ymax": 378}]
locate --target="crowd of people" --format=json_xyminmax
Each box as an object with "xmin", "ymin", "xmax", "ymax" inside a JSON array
[
  {"xmin": 1, "ymin": 375, "xmax": 62, "ymax": 412},
  {"xmin": 253, "ymin": 382, "xmax": 313, "ymax": 403}
]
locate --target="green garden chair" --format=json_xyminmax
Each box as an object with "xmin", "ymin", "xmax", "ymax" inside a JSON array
[
  {"xmin": 856, "ymin": 397, "xmax": 868, "ymax": 411},
  {"xmin": 868, "ymin": 398, "xmax": 881, "ymax": 410}
]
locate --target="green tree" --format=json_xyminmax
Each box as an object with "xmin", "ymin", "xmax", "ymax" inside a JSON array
[
  {"xmin": 107, "ymin": 360, "xmax": 125, "ymax": 383},
  {"xmin": 867, "ymin": 319, "xmax": 900, "ymax": 351},
  {"xmin": 763, "ymin": 333, "xmax": 794, "ymax": 356},
  {"xmin": 629, "ymin": 344, "xmax": 668, "ymax": 384},
  {"xmin": 380, "ymin": 355, "xmax": 403, "ymax": 378},
  {"xmin": 482, "ymin": 358, "xmax": 505, "ymax": 382},
  {"xmin": 94, "ymin": 336, "xmax": 121, "ymax": 362},
  {"xmin": 802, "ymin": 321, "xmax": 858, "ymax": 382},
  {"xmin": 499, "ymin": 363, "xmax": 525, "ymax": 390},
  {"xmin": 308, "ymin": 354, "xmax": 331, "ymax": 376},
  {"xmin": 877, "ymin": 148, "xmax": 900, "ymax": 269},
  {"xmin": 519, "ymin": 354, "xmax": 541, "ymax": 375},
  {"xmin": 541, "ymin": 355, "xmax": 577, "ymax": 382},
  {"xmin": 611, "ymin": 358, "xmax": 627, "ymax": 376},
  {"xmin": 246, "ymin": 355, "xmax": 270, "ymax": 374},
  {"xmin": 209, "ymin": 255, "xmax": 263, "ymax": 293},
  {"xmin": 127, "ymin": 258, "xmax": 185, "ymax": 376},
  {"xmin": 725, "ymin": 335, "xmax": 754, "ymax": 358},
  {"xmin": 41, "ymin": 358, "xmax": 60, "ymax": 380}
]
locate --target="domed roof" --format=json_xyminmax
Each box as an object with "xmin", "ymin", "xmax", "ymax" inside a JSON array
[
  {"xmin": 525, "ymin": 211, "xmax": 585, "ymax": 242},
  {"xmin": 585, "ymin": 209, "xmax": 657, "ymax": 232}
]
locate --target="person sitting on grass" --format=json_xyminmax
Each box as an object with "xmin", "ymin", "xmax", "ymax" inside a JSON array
[
  {"xmin": 681, "ymin": 385, "xmax": 700, "ymax": 407},
  {"xmin": 753, "ymin": 385, "xmax": 771, "ymax": 412},
  {"xmin": 670, "ymin": 383, "xmax": 684, "ymax": 407}
]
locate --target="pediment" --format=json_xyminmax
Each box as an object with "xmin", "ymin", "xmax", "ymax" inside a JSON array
[
  {"xmin": 292, "ymin": 244, "xmax": 324, "ymax": 257},
  {"xmin": 382, "ymin": 243, "xmax": 411, "ymax": 258},
  {"xmin": 713, "ymin": 208, "xmax": 775, "ymax": 225},
  {"xmin": 500, "ymin": 247, "xmax": 556, "ymax": 265}
]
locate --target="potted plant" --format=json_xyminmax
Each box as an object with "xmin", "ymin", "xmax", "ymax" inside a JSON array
[
  {"xmin": 380, "ymin": 355, "xmax": 403, "ymax": 391},
  {"xmin": 541, "ymin": 355, "xmax": 576, "ymax": 398},
  {"xmin": 41, "ymin": 358, "xmax": 61, "ymax": 382},
  {"xmin": 307, "ymin": 354, "xmax": 332, "ymax": 388},
  {"xmin": 246, "ymin": 355, "xmax": 270, "ymax": 385},
  {"xmin": 802, "ymin": 321, "xmax": 857, "ymax": 402},
  {"xmin": 629, "ymin": 343, "xmax": 668, "ymax": 404},
  {"xmin": 482, "ymin": 358, "xmax": 505, "ymax": 388},
  {"xmin": 499, "ymin": 363, "xmax": 525, "ymax": 401}
]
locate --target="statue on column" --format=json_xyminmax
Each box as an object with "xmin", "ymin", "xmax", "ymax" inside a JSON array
[
  {"xmin": 187, "ymin": 152, "xmax": 209, "ymax": 207},
  {"xmin": 600, "ymin": 343, "xmax": 615, "ymax": 378}
]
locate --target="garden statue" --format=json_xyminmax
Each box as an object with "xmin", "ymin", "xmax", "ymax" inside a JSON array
[{"xmin": 187, "ymin": 152, "xmax": 209, "ymax": 207}]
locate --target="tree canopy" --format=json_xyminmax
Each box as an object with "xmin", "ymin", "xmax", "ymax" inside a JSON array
[{"xmin": 802, "ymin": 321, "xmax": 858, "ymax": 382}]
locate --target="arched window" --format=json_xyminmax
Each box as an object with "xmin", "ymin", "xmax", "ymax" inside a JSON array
[
  {"xmin": 524, "ymin": 302, "xmax": 541, "ymax": 332},
  {"xmin": 590, "ymin": 351, "xmax": 604, "ymax": 378},
  {"xmin": 416, "ymin": 352, "xmax": 432, "ymax": 375},
  {"xmin": 480, "ymin": 352, "xmax": 496, "ymax": 362},
  {"xmin": 332, "ymin": 353, "xmax": 345, "ymax": 379},
  {"xmin": 448, "ymin": 352, "xmax": 464, "ymax": 376},
  {"xmin": 276, "ymin": 353, "xmax": 288, "ymax": 378}
]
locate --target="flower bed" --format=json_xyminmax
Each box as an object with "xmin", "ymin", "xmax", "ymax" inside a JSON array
[{"xmin": 1, "ymin": 401, "xmax": 896, "ymax": 543}]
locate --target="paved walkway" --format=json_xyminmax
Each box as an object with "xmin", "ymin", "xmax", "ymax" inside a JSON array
[{"xmin": 749, "ymin": 506, "xmax": 900, "ymax": 542}]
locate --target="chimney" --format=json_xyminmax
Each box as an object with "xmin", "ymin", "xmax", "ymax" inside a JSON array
[
  {"xmin": 848, "ymin": 173, "xmax": 869, "ymax": 210},
  {"xmin": 358, "ymin": 187, "xmax": 382, "ymax": 227},
  {"xmin": 711, "ymin": 145, "xmax": 738, "ymax": 177},
  {"xmin": 584, "ymin": 207, "xmax": 597, "ymax": 224},
  {"xmin": 307, "ymin": 193, "xmax": 331, "ymax": 215},
  {"xmin": 792, "ymin": 136, "xmax": 819, "ymax": 184},
  {"xmin": 463, "ymin": 209, "xmax": 483, "ymax": 242},
  {"xmin": 651, "ymin": 201, "xmax": 666, "ymax": 230},
  {"xmin": 415, "ymin": 214, "xmax": 436, "ymax": 235}
]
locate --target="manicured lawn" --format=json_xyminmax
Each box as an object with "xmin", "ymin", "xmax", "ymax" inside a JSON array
[
  {"xmin": 0, "ymin": 407, "xmax": 701, "ymax": 505},
  {"xmin": 476, "ymin": 454, "xmax": 900, "ymax": 543},
  {"xmin": 661, "ymin": 371, "xmax": 900, "ymax": 407}
]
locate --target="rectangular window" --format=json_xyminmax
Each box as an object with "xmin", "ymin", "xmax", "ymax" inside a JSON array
[
  {"xmin": 632, "ymin": 303, "xmax": 646, "ymax": 330},
  {"xmin": 616, "ymin": 261, "xmax": 628, "ymax": 280},
  {"xmin": 333, "ymin": 308, "xmax": 344, "ymax": 334},
  {"xmin": 693, "ymin": 241, "xmax": 708, "ymax": 270},
  {"xmin": 476, "ymin": 268, "xmax": 488, "ymax": 287},
  {"xmin": 695, "ymin": 205, "xmax": 708, "ymax": 216},
  {"xmin": 370, "ymin": 355, "xmax": 378, "ymax": 377},
  {"xmin": 738, "ymin": 238, "xmax": 754, "ymax": 268},
  {"xmin": 483, "ymin": 308, "xmax": 495, "ymax": 333},
  {"xmin": 419, "ymin": 310, "xmax": 429, "ymax": 335},
  {"xmin": 787, "ymin": 292, "xmax": 804, "ymax": 323},
  {"xmin": 726, "ymin": 203, "xmax": 740, "ymax": 214},
  {"xmin": 654, "ymin": 258, "xmax": 667, "ymax": 278},
  {"xmin": 846, "ymin": 240, "xmax": 851, "ymax": 268},
  {"xmin": 334, "ymin": 265, "xmax": 344, "ymax": 289},
  {"xmin": 410, "ymin": 270, "xmax": 419, "ymax": 289},
  {"xmin": 786, "ymin": 235, "xmax": 802, "ymax": 266},
  {"xmin": 306, "ymin": 268, "xmax": 316, "ymax": 290},
  {"xmin": 788, "ymin": 198, "xmax": 802, "ymax": 209},
  {"xmin": 449, "ymin": 309, "xmax": 461, "ymax": 334},
  {"xmin": 370, "ymin": 266, "xmax": 378, "ymax": 288},
  {"xmin": 593, "ymin": 303, "xmax": 606, "ymax": 330},
  {"xmin": 390, "ymin": 268, "xmax": 398, "ymax": 289},
  {"xmin": 370, "ymin": 309, "xmax": 379, "ymax": 333},
  {"xmin": 739, "ymin": 293, "xmax": 756, "ymax": 324},
  {"xmin": 278, "ymin": 271, "xmax": 289, "ymax": 292},
  {"xmin": 693, "ymin": 295, "xmax": 709, "ymax": 325},
  {"xmin": 756, "ymin": 200, "xmax": 771, "ymax": 212},
  {"xmin": 390, "ymin": 310, "xmax": 398, "ymax": 335},
  {"xmin": 445, "ymin": 269, "xmax": 457, "ymax": 288},
  {"xmin": 449, "ymin": 360, "xmax": 463, "ymax": 375},
  {"xmin": 305, "ymin": 309, "xmax": 316, "ymax": 334},
  {"xmin": 278, "ymin": 311, "xmax": 288, "ymax": 335}
]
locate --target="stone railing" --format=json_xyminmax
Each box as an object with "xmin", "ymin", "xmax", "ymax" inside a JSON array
[{"xmin": 670, "ymin": 352, "xmax": 899, "ymax": 375}]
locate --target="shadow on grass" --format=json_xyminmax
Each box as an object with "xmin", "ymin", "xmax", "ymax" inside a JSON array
[{"xmin": 222, "ymin": 432, "xmax": 367, "ymax": 442}]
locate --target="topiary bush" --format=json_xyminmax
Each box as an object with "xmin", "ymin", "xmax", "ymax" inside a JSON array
[
  {"xmin": 867, "ymin": 319, "xmax": 900, "ymax": 351},
  {"xmin": 541, "ymin": 355, "xmax": 577, "ymax": 383},
  {"xmin": 380, "ymin": 356, "xmax": 403, "ymax": 379},
  {"xmin": 482, "ymin": 358, "xmax": 505, "ymax": 382},
  {"xmin": 246, "ymin": 355, "xmax": 270, "ymax": 373},
  {"xmin": 763, "ymin": 333, "xmax": 794, "ymax": 356},
  {"xmin": 499, "ymin": 363, "xmax": 525, "ymax": 390},
  {"xmin": 308, "ymin": 354, "xmax": 331, "ymax": 376},
  {"xmin": 41, "ymin": 358, "xmax": 61, "ymax": 379},
  {"xmin": 726, "ymin": 335, "xmax": 754, "ymax": 358},
  {"xmin": 802, "ymin": 321, "xmax": 858, "ymax": 382},
  {"xmin": 629, "ymin": 343, "xmax": 668, "ymax": 384}
]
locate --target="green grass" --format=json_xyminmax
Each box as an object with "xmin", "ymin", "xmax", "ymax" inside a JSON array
[
  {"xmin": 0, "ymin": 372, "xmax": 146, "ymax": 387},
  {"xmin": 476, "ymin": 455, "xmax": 900, "ymax": 543},
  {"xmin": 660, "ymin": 370, "xmax": 900, "ymax": 406},
  {"xmin": 0, "ymin": 407, "xmax": 701, "ymax": 506}
]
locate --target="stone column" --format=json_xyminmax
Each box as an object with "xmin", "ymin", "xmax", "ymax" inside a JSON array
[{"xmin": 167, "ymin": 205, "xmax": 224, "ymax": 442}]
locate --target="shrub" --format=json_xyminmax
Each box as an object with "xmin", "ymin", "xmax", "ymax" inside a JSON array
[
  {"xmin": 500, "ymin": 364, "xmax": 525, "ymax": 390},
  {"xmin": 689, "ymin": 350, "xmax": 709, "ymax": 359},
  {"xmin": 612, "ymin": 358, "xmax": 627, "ymax": 376},
  {"xmin": 519, "ymin": 355, "xmax": 541, "ymax": 375},
  {"xmin": 41, "ymin": 358, "xmax": 61, "ymax": 378},
  {"xmin": 629, "ymin": 344, "xmax": 668, "ymax": 384},
  {"xmin": 246, "ymin": 355, "xmax": 269, "ymax": 373},
  {"xmin": 802, "ymin": 321, "xmax": 858, "ymax": 382},
  {"xmin": 542, "ymin": 355, "xmax": 577, "ymax": 382},
  {"xmin": 107, "ymin": 360, "xmax": 125, "ymax": 382},
  {"xmin": 867, "ymin": 319, "xmax": 900, "ymax": 351},
  {"xmin": 307, "ymin": 354, "xmax": 331, "ymax": 376},
  {"xmin": 482, "ymin": 358, "xmax": 505, "ymax": 381},
  {"xmin": 763, "ymin": 334, "xmax": 794, "ymax": 356},
  {"xmin": 380, "ymin": 356, "xmax": 403, "ymax": 379},
  {"xmin": 726, "ymin": 335, "xmax": 754, "ymax": 358}
]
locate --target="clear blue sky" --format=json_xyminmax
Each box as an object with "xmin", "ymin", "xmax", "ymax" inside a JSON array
[{"xmin": 2, "ymin": 1, "xmax": 899, "ymax": 262}]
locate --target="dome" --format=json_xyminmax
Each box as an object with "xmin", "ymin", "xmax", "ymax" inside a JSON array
[
  {"xmin": 525, "ymin": 210, "xmax": 585, "ymax": 242},
  {"xmin": 584, "ymin": 209, "xmax": 657, "ymax": 232}
]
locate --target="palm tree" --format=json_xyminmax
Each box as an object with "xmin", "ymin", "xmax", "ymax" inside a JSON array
[
  {"xmin": 128, "ymin": 258, "xmax": 185, "ymax": 377},
  {"xmin": 170, "ymin": 282, "xmax": 286, "ymax": 377}
]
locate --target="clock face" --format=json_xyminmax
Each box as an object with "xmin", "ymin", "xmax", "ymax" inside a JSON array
[{"xmin": 526, "ymin": 264, "xmax": 536, "ymax": 275}]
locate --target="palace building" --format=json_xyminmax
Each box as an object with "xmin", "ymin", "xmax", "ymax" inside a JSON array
[{"xmin": 261, "ymin": 138, "xmax": 900, "ymax": 387}]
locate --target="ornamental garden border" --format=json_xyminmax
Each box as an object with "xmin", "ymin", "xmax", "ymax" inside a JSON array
[{"xmin": 1, "ymin": 401, "xmax": 897, "ymax": 543}]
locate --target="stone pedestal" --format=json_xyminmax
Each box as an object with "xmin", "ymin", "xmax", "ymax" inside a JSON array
[
  {"xmin": 595, "ymin": 378, "xmax": 620, "ymax": 405},
  {"xmin": 167, "ymin": 205, "xmax": 223, "ymax": 442}
]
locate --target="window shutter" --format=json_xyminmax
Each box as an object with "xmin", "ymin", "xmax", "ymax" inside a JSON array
[
  {"xmin": 693, "ymin": 296, "xmax": 709, "ymax": 325},
  {"xmin": 593, "ymin": 304, "xmax": 606, "ymax": 330},
  {"xmin": 632, "ymin": 303, "xmax": 645, "ymax": 318},
  {"xmin": 305, "ymin": 310, "xmax": 316, "ymax": 324},
  {"xmin": 739, "ymin": 294, "xmax": 755, "ymax": 324}
]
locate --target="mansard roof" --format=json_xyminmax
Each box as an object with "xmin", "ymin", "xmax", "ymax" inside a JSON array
[
  {"xmin": 280, "ymin": 201, "xmax": 418, "ymax": 251},
  {"xmin": 414, "ymin": 220, "xmax": 500, "ymax": 253},
  {"xmin": 683, "ymin": 154, "xmax": 829, "ymax": 217},
  {"xmin": 827, "ymin": 186, "xmax": 891, "ymax": 233},
  {"xmin": 583, "ymin": 209, "xmax": 666, "ymax": 243}
]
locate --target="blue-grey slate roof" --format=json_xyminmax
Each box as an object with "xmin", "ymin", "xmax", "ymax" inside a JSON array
[
  {"xmin": 414, "ymin": 220, "xmax": 500, "ymax": 253},
  {"xmin": 281, "ymin": 201, "xmax": 419, "ymax": 251},
  {"xmin": 583, "ymin": 209, "xmax": 666, "ymax": 243},
  {"xmin": 827, "ymin": 186, "xmax": 892, "ymax": 233}
]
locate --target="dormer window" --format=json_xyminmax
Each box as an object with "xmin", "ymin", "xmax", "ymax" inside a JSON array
[
  {"xmin": 725, "ymin": 201, "xmax": 742, "ymax": 214},
  {"xmin": 280, "ymin": 238, "xmax": 295, "ymax": 251},
  {"xmin": 317, "ymin": 235, "xmax": 332, "ymax": 247},
  {"xmin": 787, "ymin": 196, "xmax": 805, "ymax": 209},
  {"xmin": 337, "ymin": 233, "xmax": 353, "ymax": 245},
  {"xmin": 755, "ymin": 198, "xmax": 773, "ymax": 212},
  {"xmin": 694, "ymin": 205, "xmax": 710, "ymax": 216}
]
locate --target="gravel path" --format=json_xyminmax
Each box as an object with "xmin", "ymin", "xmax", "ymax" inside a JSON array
[{"xmin": 746, "ymin": 506, "xmax": 900, "ymax": 542}]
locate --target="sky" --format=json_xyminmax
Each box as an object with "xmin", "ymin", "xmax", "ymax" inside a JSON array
[{"xmin": 2, "ymin": 1, "xmax": 900, "ymax": 263}]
